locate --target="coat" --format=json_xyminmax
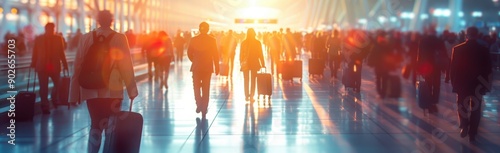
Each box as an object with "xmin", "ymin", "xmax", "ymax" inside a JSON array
[
  {"xmin": 31, "ymin": 34, "xmax": 68, "ymax": 73},
  {"xmin": 187, "ymin": 33, "xmax": 220, "ymax": 74},
  {"xmin": 450, "ymin": 39, "xmax": 492, "ymax": 94},
  {"xmin": 69, "ymin": 28, "xmax": 138, "ymax": 102},
  {"xmin": 240, "ymin": 38, "xmax": 265, "ymax": 71}
]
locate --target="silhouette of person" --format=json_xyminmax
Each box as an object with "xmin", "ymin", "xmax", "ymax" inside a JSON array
[
  {"xmin": 240, "ymin": 28, "xmax": 265, "ymax": 102},
  {"xmin": 282, "ymin": 28, "xmax": 297, "ymax": 61},
  {"xmin": 416, "ymin": 26, "xmax": 448, "ymax": 113},
  {"xmin": 174, "ymin": 29, "xmax": 186, "ymax": 62},
  {"xmin": 31, "ymin": 22, "xmax": 69, "ymax": 114},
  {"xmin": 187, "ymin": 22, "xmax": 220, "ymax": 118},
  {"xmin": 269, "ymin": 31, "xmax": 282, "ymax": 75},
  {"xmin": 68, "ymin": 10, "xmax": 138, "ymax": 153},
  {"xmin": 221, "ymin": 30, "xmax": 238, "ymax": 78},
  {"xmin": 450, "ymin": 26, "xmax": 492, "ymax": 142},
  {"xmin": 151, "ymin": 31, "xmax": 174, "ymax": 89},
  {"xmin": 326, "ymin": 30, "xmax": 342, "ymax": 80}
]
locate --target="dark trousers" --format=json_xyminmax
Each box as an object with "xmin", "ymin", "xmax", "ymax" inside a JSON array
[
  {"xmin": 243, "ymin": 70, "xmax": 258, "ymax": 99},
  {"xmin": 155, "ymin": 57, "xmax": 172, "ymax": 86},
  {"xmin": 176, "ymin": 47, "xmax": 184, "ymax": 61},
  {"xmin": 424, "ymin": 70, "xmax": 441, "ymax": 104},
  {"xmin": 456, "ymin": 93, "xmax": 483, "ymax": 137},
  {"xmin": 329, "ymin": 55, "xmax": 341, "ymax": 77},
  {"xmin": 228, "ymin": 55, "xmax": 235, "ymax": 77},
  {"xmin": 375, "ymin": 69, "xmax": 389, "ymax": 97},
  {"xmin": 270, "ymin": 53, "xmax": 279, "ymax": 74},
  {"xmin": 193, "ymin": 72, "xmax": 212, "ymax": 112},
  {"xmin": 38, "ymin": 71, "xmax": 60, "ymax": 110},
  {"xmin": 86, "ymin": 98, "xmax": 122, "ymax": 153},
  {"xmin": 147, "ymin": 57, "xmax": 154, "ymax": 79}
]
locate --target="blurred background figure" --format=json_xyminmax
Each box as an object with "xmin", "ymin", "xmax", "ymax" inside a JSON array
[
  {"xmin": 240, "ymin": 28, "xmax": 265, "ymax": 102},
  {"xmin": 174, "ymin": 29, "xmax": 186, "ymax": 62},
  {"xmin": 31, "ymin": 22, "xmax": 68, "ymax": 114}
]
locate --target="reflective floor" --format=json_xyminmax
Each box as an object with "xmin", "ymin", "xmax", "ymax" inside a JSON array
[{"xmin": 1, "ymin": 54, "xmax": 500, "ymax": 153}]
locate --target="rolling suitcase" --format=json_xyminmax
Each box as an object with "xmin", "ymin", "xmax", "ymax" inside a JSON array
[
  {"xmin": 385, "ymin": 75, "xmax": 401, "ymax": 98},
  {"xmin": 308, "ymin": 58, "xmax": 324, "ymax": 77},
  {"xmin": 55, "ymin": 70, "xmax": 71, "ymax": 109},
  {"xmin": 342, "ymin": 64, "xmax": 356, "ymax": 89},
  {"xmin": 16, "ymin": 68, "xmax": 36, "ymax": 121},
  {"xmin": 416, "ymin": 80, "xmax": 432, "ymax": 114},
  {"xmin": 257, "ymin": 68, "xmax": 272, "ymax": 100},
  {"xmin": 104, "ymin": 99, "xmax": 143, "ymax": 153},
  {"xmin": 282, "ymin": 60, "xmax": 303, "ymax": 82}
]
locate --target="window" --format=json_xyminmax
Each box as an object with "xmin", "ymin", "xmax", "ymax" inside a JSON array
[{"xmin": 39, "ymin": 0, "xmax": 57, "ymax": 7}]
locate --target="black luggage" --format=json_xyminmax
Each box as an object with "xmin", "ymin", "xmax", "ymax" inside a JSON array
[
  {"xmin": 416, "ymin": 80, "xmax": 432, "ymax": 110},
  {"xmin": 342, "ymin": 64, "xmax": 356, "ymax": 88},
  {"xmin": 308, "ymin": 58, "xmax": 324, "ymax": 77},
  {"xmin": 15, "ymin": 68, "xmax": 36, "ymax": 121},
  {"xmin": 104, "ymin": 99, "xmax": 143, "ymax": 153},
  {"xmin": 257, "ymin": 68, "xmax": 272, "ymax": 100},
  {"xmin": 281, "ymin": 60, "xmax": 302, "ymax": 82},
  {"xmin": 55, "ymin": 70, "xmax": 71, "ymax": 109},
  {"xmin": 384, "ymin": 75, "xmax": 401, "ymax": 98}
]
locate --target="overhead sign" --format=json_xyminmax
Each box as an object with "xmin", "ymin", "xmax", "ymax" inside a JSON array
[{"xmin": 234, "ymin": 18, "xmax": 278, "ymax": 24}]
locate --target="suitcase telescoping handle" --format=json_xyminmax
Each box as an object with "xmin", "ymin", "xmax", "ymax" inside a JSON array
[
  {"xmin": 259, "ymin": 67, "xmax": 267, "ymax": 73},
  {"xmin": 129, "ymin": 99, "xmax": 134, "ymax": 112},
  {"xmin": 26, "ymin": 68, "xmax": 37, "ymax": 92}
]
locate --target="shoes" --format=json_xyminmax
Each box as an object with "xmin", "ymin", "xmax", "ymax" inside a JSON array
[{"xmin": 460, "ymin": 126, "xmax": 469, "ymax": 138}]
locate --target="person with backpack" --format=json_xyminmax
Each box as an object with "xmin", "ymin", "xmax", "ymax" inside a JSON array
[
  {"xmin": 68, "ymin": 10, "xmax": 138, "ymax": 153},
  {"xmin": 31, "ymin": 23, "xmax": 69, "ymax": 114},
  {"xmin": 187, "ymin": 22, "xmax": 220, "ymax": 118}
]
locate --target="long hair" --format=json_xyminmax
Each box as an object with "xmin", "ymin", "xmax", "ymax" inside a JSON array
[{"xmin": 246, "ymin": 28, "xmax": 256, "ymax": 39}]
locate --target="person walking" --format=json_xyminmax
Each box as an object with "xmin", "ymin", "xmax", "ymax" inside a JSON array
[
  {"xmin": 416, "ymin": 27, "xmax": 448, "ymax": 113},
  {"xmin": 31, "ymin": 22, "xmax": 69, "ymax": 114},
  {"xmin": 174, "ymin": 29, "xmax": 186, "ymax": 62},
  {"xmin": 450, "ymin": 26, "xmax": 492, "ymax": 142},
  {"xmin": 240, "ymin": 28, "xmax": 265, "ymax": 102},
  {"xmin": 155, "ymin": 31, "xmax": 174, "ymax": 89},
  {"xmin": 325, "ymin": 30, "xmax": 342, "ymax": 80},
  {"xmin": 187, "ymin": 22, "xmax": 220, "ymax": 118},
  {"xmin": 68, "ymin": 10, "xmax": 138, "ymax": 153}
]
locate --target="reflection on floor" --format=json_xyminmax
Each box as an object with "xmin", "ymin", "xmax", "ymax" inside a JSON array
[{"xmin": 1, "ymin": 56, "xmax": 499, "ymax": 153}]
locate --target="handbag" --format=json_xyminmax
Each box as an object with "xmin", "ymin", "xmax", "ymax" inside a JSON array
[{"xmin": 401, "ymin": 63, "xmax": 412, "ymax": 79}]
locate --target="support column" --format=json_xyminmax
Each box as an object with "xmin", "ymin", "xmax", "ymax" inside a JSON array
[
  {"xmin": 119, "ymin": 0, "xmax": 124, "ymax": 32},
  {"xmin": 0, "ymin": 1, "xmax": 12, "ymax": 37},
  {"xmin": 410, "ymin": 0, "xmax": 428, "ymax": 31},
  {"xmin": 448, "ymin": 0, "xmax": 462, "ymax": 32},
  {"xmin": 76, "ymin": 0, "xmax": 85, "ymax": 32},
  {"xmin": 113, "ymin": 0, "xmax": 118, "ymax": 31},
  {"xmin": 58, "ymin": 0, "xmax": 68, "ymax": 34}
]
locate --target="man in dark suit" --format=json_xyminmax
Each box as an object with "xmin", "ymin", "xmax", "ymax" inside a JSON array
[
  {"xmin": 187, "ymin": 22, "xmax": 220, "ymax": 118},
  {"xmin": 31, "ymin": 23, "xmax": 68, "ymax": 114},
  {"xmin": 417, "ymin": 27, "xmax": 448, "ymax": 113},
  {"xmin": 450, "ymin": 26, "xmax": 492, "ymax": 142}
]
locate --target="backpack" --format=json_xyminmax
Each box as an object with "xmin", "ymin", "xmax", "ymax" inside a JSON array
[{"xmin": 78, "ymin": 31, "xmax": 116, "ymax": 89}]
